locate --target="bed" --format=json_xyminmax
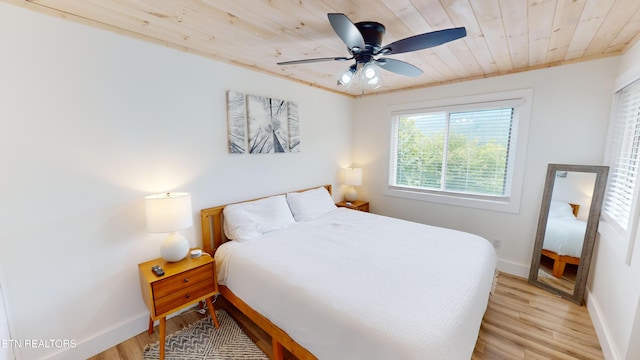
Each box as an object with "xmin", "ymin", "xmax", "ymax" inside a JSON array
[
  {"xmin": 201, "ymin": 185, "xmax": 497, "ymax": 360},
  {"xmin": 541, "ymin": 201, "xmax": 586, "ymax": 278}
]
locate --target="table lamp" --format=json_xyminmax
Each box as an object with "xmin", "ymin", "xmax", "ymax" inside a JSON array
[
  {"xmin": 344, "ymin": 167, "xmax": 362, "ymax": 202},
  {"xmin": 145, "ymin": 192, "xmax": 193, "ymax": 262}
]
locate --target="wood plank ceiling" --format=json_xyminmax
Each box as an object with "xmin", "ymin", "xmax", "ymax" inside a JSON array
[{"xmin": 7, "ymin": 0, "xmax": 640, "ymax": 97}]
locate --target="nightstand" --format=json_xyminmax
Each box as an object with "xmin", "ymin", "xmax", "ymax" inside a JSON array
[
  {"xmin": 336, "ymin": 200, "xmax": 370, "ymax": 212},
  {"xmin": 138, "ymin": 254, "xmax": 219, "ymax": 360}
]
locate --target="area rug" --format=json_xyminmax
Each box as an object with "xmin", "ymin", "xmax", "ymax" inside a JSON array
[
  {"xmin": 143, "ymin": 310, "xmax": 268, "ymax": 360},
  {"xmin": 538, "ymin": 268, "xmax": 555, "ymax": 279}
]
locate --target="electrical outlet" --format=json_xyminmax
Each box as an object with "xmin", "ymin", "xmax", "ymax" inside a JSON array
[{"xmin": 491, "ymin": 239, "xmax": 502, "ymax": 249}]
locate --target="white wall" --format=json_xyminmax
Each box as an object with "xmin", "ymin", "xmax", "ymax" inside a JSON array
[
  {"xmin": 0, "ymin": 265, "xmax": 15, "ymax": 360},
  {"xmin": 353, "ymin": 58, "xmax": 618, "ymax": 277},
  {"xmin": 588, "ymin": 40, "xmax": 640, "ymax": 360},
  {"xmin": 0, "ymin": 3, "xmax": 353, "ymax": 359},
  {"xmin": 552, "ymin": 172, "xmax": 597, "ymax": 221}
]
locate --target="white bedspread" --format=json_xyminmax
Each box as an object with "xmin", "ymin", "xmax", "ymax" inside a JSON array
[
  {"xmin": 543, "ymin": 217, "xmax": 586, "ymax": 257},
  {"xmin": 215, "ymin": 208, "xmax": 496, "ymax": 360}
]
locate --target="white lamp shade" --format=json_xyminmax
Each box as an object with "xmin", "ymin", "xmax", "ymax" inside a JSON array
[
  {"xmin": 145, "ymin": 192, "xmax": 193, "ymax": 233},
  {"xmin": 344, "ymin": 168, "xmax": 363, "ymax": 186}
]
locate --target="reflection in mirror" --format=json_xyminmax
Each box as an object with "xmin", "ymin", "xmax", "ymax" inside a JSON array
[
  {"xmin": 529, "ymin": 164, "xmax": 608, "ymax": 305},
  {"xmin": 538, "ymin": 171, "xmax": 596, "ymax": 293}
]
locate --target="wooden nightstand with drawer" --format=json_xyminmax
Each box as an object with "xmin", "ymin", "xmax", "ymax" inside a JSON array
[
  {"xmin": 139, "ymin": 254, "xmax": 219, "ymax": 360},
  {"xmin": 336, "ymin": 200, "xmax": 370, "ymax": 212}
]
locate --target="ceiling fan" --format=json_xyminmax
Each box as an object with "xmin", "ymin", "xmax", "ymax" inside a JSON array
[{"xmin": 277, "ymin": 13, "xmax": 467, "ymax": 90}]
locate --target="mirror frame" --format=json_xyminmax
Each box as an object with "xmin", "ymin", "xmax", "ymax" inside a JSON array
[{"xmin": 528, "ymin": 164, "xmax": 609, "ymax": 305}]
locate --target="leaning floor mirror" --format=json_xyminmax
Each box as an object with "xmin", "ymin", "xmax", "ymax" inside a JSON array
[{"xmin": 528, "ymin": 164, "xmax": 609, "ymax": 305}]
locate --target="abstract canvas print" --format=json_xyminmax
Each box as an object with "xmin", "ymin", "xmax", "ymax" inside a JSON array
[
  {"xmin": 226, "ymin": 91, "xmax": 300, "ymax": 154},
  {"xmin": 288, "ymin": 102, "xmax": 300, "ymax": 153},
  {"xmin": 226, "ymin": 90, "xmax": 247, "ymax": 153}
]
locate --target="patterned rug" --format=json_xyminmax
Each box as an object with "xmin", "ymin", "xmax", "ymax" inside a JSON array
[{"xmin": 143, "ymin": 310, "xmax": 268, "ymax": 360}]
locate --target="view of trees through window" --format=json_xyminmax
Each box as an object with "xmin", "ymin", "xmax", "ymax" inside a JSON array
[{"xmin": 394, "ymin": 108, "xmax": 514, "ymax": 197}]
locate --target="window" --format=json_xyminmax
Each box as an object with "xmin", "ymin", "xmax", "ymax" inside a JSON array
[
  {"xmin": 602, "ymin": 78, "xmax": 640, "ymax": 253},
  {"xmin": 386, "ymin": 90, "xmax": 532, "ymax": 213}
]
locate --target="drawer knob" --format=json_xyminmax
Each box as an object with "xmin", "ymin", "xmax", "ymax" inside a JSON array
[
  {"xmin": 184, "ymin": 278, "xmax": 189, "ymax": 283},
  {"xmin": 185, "ymin": 294, "xmax": 190, "ymax": 299}
]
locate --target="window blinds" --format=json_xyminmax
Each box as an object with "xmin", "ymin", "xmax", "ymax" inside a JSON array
[
  {"xmin": 390, "ymin": 105, "xmax": 515, "ymax": 199},
  {"xmin": 446, "ymin": 108, "xmax": 514, "ymax": 196},
  {"xmin": 603, "ymin": 79, "xmax": 640, "ymax": 234}
]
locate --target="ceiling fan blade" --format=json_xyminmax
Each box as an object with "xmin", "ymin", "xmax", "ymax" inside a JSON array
[
  {"xmin": 277, "ymin": 57, "xmax": 350, "ymax": 65},
  {"xmin": 328, "ymin": 13, "xmax": 366, "ymax": 51},
  {"xmin": 379, "ymin": 27, "xmax": 466, "ymax": 55},
  {"xmin": 374, "ymin": 58, "xmax": 423, "ymax": 77}
]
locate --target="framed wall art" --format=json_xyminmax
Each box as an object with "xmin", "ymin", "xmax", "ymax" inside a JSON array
[{"xmin": 226, "ymin": 90, "xmax": 300, "ymax": 154}]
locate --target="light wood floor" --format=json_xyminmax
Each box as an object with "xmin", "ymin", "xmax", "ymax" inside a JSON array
[
  {"xmin": 473, "ymin": 273, "xmax": 602, "ymax": 359},
  {"xmin": 89, "ymin": 273, "xmax": 603, "ymax": 360}
]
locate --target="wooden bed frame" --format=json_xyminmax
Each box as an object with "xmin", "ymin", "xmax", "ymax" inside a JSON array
[
  {"xmin": 541, "ymin": 203, "xmax": 581, "ymax": 278},
  {"xmin": 200, "ymin": 185, "xmax": 331, "ymax": 360},
  {"xmin": 541, "ymin": 249, "xmax": 580, "ymax": 278}
]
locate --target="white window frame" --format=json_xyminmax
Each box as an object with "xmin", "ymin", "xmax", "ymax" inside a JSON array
[{"xmin": 385, "ymin": 89, "xmax": 533, "ymax": 213}]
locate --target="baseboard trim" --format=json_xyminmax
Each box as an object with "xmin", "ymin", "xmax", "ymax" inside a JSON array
[
  {"xmin": 496, "ymin": 258, "xmax": 529, "ymax": 278},
  {"xmin": 586, "ymin": 287, "xmax": 620, "ymax": 360},
  {"xmin": 44, "ymin": 313, "xmax": 149, "ymax": 360},
  {"xmin": 43, "ymin": 306, "xmax": 199, "ymax": 359}
]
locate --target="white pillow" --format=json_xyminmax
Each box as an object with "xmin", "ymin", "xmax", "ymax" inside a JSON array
[
  {"xmin": 287, "ymin": 187, "xmax": 337, "ymax": 221},
  {"xmin": 549, "ymin": 200, "xmax": 576, "ymax": 219},
  {"xmin": 223, "ymin": 195, "xmax": 295, "ymax": 241}
]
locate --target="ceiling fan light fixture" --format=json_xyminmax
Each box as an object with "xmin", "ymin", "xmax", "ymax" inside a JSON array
[
  {"xmin": 362, "ymin": 61, "xmax": 382, "ymax": 89},
  {"xmin": 278, "ymin": 13, "xmax": 467, "ymax": 93},
  {"xmin": 338, "ymin": 64, "xmax": 357, "ymax": 86}
]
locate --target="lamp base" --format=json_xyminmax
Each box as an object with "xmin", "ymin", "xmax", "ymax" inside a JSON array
[
  {"xmin": 345, "ymin": 187, "xmax": 358, "ymax": 202},
  {"xmin": 160, "ymin": 232, "xmax": 190, "ymax": 262}
]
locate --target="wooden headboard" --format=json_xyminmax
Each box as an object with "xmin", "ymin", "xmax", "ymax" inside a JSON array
[
  {"xmin": 569, "ymin": 203, "xmax": 580, "ymax": 217},
  {"xmin": 200, "ymin": 185, "xmax": 332, "ymax": 255}
]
